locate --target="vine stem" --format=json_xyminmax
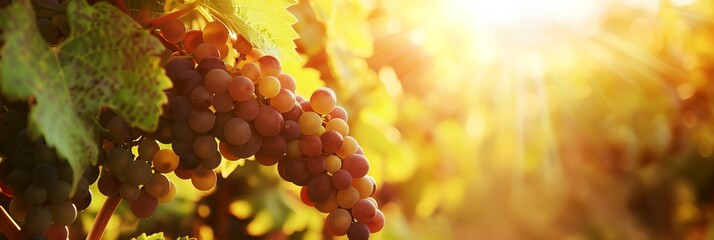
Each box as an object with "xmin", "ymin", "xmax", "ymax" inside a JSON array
[
  {"xmin": 86, "ymin": 195, "xmax": 122, "ymax": 240},
  {"xmin": 0, "ymin": 206, "xmax": 21, "ymax": 240}
]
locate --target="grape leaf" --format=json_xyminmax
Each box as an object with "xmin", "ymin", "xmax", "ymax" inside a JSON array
[
  {"xmin": 0, "ymin": 0, "xmax": 170, "ymax": 186},
  {"xmin": 132, "ymin": 232, "xmax": 165, "ymax": 240},
  {"xmin": 201, "ymin": 0, "xmax": 300, "ymax": 62}
]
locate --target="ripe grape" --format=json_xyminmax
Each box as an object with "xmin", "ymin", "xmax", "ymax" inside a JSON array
[
  {"xmin": 280, "ymin": 121, "xmax": 300, "ymax": 142},
  {"xmin": 23, "ymin": 184, "xmax": 47, "ymax": 206},
  {"xmin": 234, "ymin": 97, "xmax": 260, "ymax": 121},
  {"xmin": 325, "ymin": 118, "xmax": 349, "ymax": 137},
  {"xmin": 196, "ymin": 57, "xmax": 227, "ymax": 77},
  {"xmin": 193, "ymin": 135, "xmax": 217, "ymax": 159},
  {"xmin": 123, "ymin": 160, "xmax": 152, "ymax": 185},
  {"xmin": 164, "ymin": 58, "xmax": 194, "ymax": 82},
  {"xmin": 224, "ymin": 118, "xmax": 251, "ymax": 146},
  {"xmin": 173, "ymin": 122, "xmax": 198, "ymax": 142},
  {"xmin": 254, "ymin": 105, "xmax": 284, "ymax": 137},
  {"xmin": 204, "ymin": 68, "xmax": 231, "ymax": 94},
  {"xmin": 213, "ymin": 93, "xmax": 234, "ymax": 113},
  {"xmin": 327, "ymin": 208, "xmax": 352, "ymax": 236},
  {"xmin": 298, "ymin": 111, "xmax": 322, "ymax": 136},
  {"xmin": 130, "ymin": 190, "xmax": 158, "ymax": 218},
  {"xmin": 107, "ymin": 116, "xmax": 131, "ymax": 144},
  {"xmin": 367, "ymin": 209, "xmax": 385, "ymax": 233},
  {"xmin": 352, "ymin": 199, "xmax": 377, "ymax": 223},
  {"xmin": 307, "ymin": 173, "xmax": 335, "ymax": 203},
  {"xmin": 23, "ymin": 207, "xmax": 52, "ymax": 234},
  {"xmin": 32, "ymin": 163, "xmax": 57, "ymax": 187},
  {"xmin": 107, "ymin": 148, "xmax": 132, "ymax": 173},
  {"xmin": 284, "ymin": 157, "xmax": 310, "ymax": 184},
  {"xmin": 175, "ymin": 69, "xmax": 204, "ymax": 97},
  {"xmin": 325, "ymin": 155, "xmax": 342, "ymax": 173},
  {"xmin": 314, "ymin": 194, "xmax": 338, "ymax": 213},
  {"xmin": 321, "ymin": 130, "xmax": 343, "ymax": 154},
  {"xmin": 201, "ymin": 152, "xmax": 222, "ymax": 169},
  {"xmin": 255, "ymin": 151, "xmax": 280, "ymax": 166},
  {"xmin": 188, "ymin": 109, "xmax": 215, "ymax": 133},
  {"xmin": 341, "ymin": 154, "xmax": 369, "ymax": 178},
  {"xmin": 217, "ymin": 42, "xmax": 230, "ymax": 59},
  {"xmin": 270, "ymin": 89, "xmax": 296, "ymax": 113},
  {"xmin": 158, "ymin": 180, "xmax": 176, "ymax": 203},
  {"xmin": 120, "ymin": 184, "xmax": 140, "ymax": 201},
  {"xmin": 48, "ymin": 201, "xmax": 76, "ymax": 226},
  {"xmin": 300, "ymin": 186, "xmax": 314, "ymax": 206},
  {"xmin": 329, "ymin": 106, "xmax": 348, "ymax": 122},
  {"xmin": 190, "ymin": 86, "xmax": 214, "ymax": 109},
  {"xmin": 193, "ymin": 43, "xmax": 220, "ymax": 63},
  {"xmin": 138, "ymin": 138, "xmax": 160, "ymax": 160},
  {"xmin": 152, "ymin": 149, "xmax": 179, "ymax": 173},
  {"xmin": 282, "ymin": 103, "xmax": 303, "ymax": 122},
  {"xmin": 47, "ymin": 181, "xmax": 71, "ymax": 204},
  {"xmin": 300, "ymin": 135, "xmax": 323, "ymax": 157},
  {"xmin": 240, "ymin": 62, "xmax": 261, "ymax": 83},
  {"xmin": 233, "ymin": 34, "xmax": 252, "ymax": 54},
  {"xmin": 310, "ymin": 88, "xmax": 337, "ymax": 115},
  {"xmin": 183, "ymin": 30, "xmax": 204, "ymax": 53},
  {"xmin": 169, "ymin": 96, "xmax": 193, "ymax": 122},
  {"xmin": 277, "ymin": 73, "xmax": 296, "ymax": 93},
  {"xmin": 258, "ymin": 76, "xmax": 281, "ymax": 98},
  {"xmin": 98, "ymin": 173, "xmax": 121, "ymax": 197},
  {"xmin": 331, "ymin": 170, "xmax": 352, "ymax": 190},
  {"xmin": 336, "ymin": 136, "xmax": 358, "ymax": 159},
  {"xmin": 202, "ymin": 21, "xmax": 229, "ymax": 46},
  {"xmin": 158, "ymin": 19, "xmax": 186, "ymax": 44},
  {"xmin": 286, "ymin": 140, "xmax": 302, "ymax": 158},
  {"xmin": 347, "ymin": 222, "xmax": 370, "ymax": 240},
  {"xmin": 36, "ymin": 19, "xmax": 58, "ymax": 44},
  {"xmin": 257, "ymin": 55, "xmax": 282, "ymax": 77},
  {"xmin": 352, "ymin": 176, "xmax": 375, "ymax": 199},
  {"xmin": 191, "ymin": 166, "xmax": 217, "ymax": 191},
  {"xmin": 145, "ymin": 173, "xmax": 170, "ymax": 198},
  {"xmin": 228, "ymin": 76, "xmax": 255, "ymax": 102},
  {"xmin": 9, "ymin": 196, "xmax": 30, "ymax": 223},
  {"xmin": 336, "ymin": 187, "xmax": 359, "ymax": 209}
]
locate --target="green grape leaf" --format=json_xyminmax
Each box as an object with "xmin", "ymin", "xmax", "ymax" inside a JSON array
[
  {"xmin": 0, "ymin": 0, "xmax": 170, "ymax": 186},
  {"xmin": 201, "ymin": 0, "xmax": 300, "ymax": 62},
  {"xmin": 132, "ymin": 232, "xmax": 165, "ymax": 240}
]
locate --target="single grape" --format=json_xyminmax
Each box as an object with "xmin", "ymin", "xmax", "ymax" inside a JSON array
[
  {"xmin": 352, "ymin": 199, "xmax": 377, "ymax": 223},
  {"xmin": 306, "ymin": 156, "xmax": 326, "ymax": 175},
  {"xmin": 254, "ymin": 105, "xmax": 284, "ymax": 137},
  {"xmin": 123, "ymin": 160, "xmax": 152, "ymax": 185},
  {"xmin": 202, "ymin": 21, "xmax": 229, "ymax": 46},
  {"xmin": 152, "ymin": 149, "xmax": 179, "ymax": 173},
  {"xmin": 329, "ymin": 106, "xmax": 348, "ymax": 122},
  {"xmin": 23, "ymin": 207, "xmax": 52, "ymax": 234},
  {"xmin": 282, "ymin": 103, "xmax": 303, "ymax": 122},
  {"xmin": 336, "ymin": 187, "xmax": 359, "ymax": 209},
  {"xmin": 98, "ymin": 173, "xmax": 121, "ymax": 197},
  {"xmin": 107, "ymin": 148, "xmax": 133, "ymax": 173},
  {"xmin": 158, "ymin": 19, "xmax": 186, "ymax": 44},
  {"xmin": 228, "ymin": 76, "xmax": 255, "ymax": 102},
  {"xmin": 321, "ymin": 130, "xmax": 343, "ymax": 154},
  {"xmin": 201, "ymin": 152, "xmax": 222, "ymax": 169},
  {"xmin": 307, "ymin": 173, "xmax": 335, "ymax": 203},
  {"xmin": 310, "ymin": 88, "xmax": 337, "ymax": 115},
  {"xmin": 191, "ymin": 166, "xmax": 217, "ymax": 191},
  {"xmin": 188, "ymin": 109, "xmax": 216, "ymax": 133},
  {"xmin": 352, "ymin": 176, "xmax": 375, "ymax": 199},
  {"xmin": 298, "ymin": 111, "xmax": 323, "ymax": 136},
  {"xmin": 336, "ymin": 136, "xmax": 358, "ymax": 159},
  {"xmin": 234, "ymin": 97, "xmax": 260, "ymax": 121},
  {"xmin": 145, "ymin": 173, "xmax": 170, "ymax": 198},
  {"xmin": 327, "ymin": 208, "xmax": 352, "ymax": 236},
  {"xmin": 213, "ymin": 92, "xmax": 234, "ymax": 113},
  {"xmin": 286, "ymin": 140, "xmax": 303, "ymax": 158},
  {"xmin": 193, "ymin": 43, "xmax": 220, "ymax": 63},
  {"xmin": 204, "ymin": 68, "xmax": 231, "ymax": 94},
  {"xmin": 331, "ymin": 170, "xmax": 352, "ymax": 190},
  {"xmin": 48, "ymin": 201, "xmax": 76, "ymax": 226},
  {"xmin": 257, "ymin": 55, "xmax": 282, "ymax": 77},
  {"xmin": 284, "ymin": 157, "xmax": 310, "ymax": 185},
  {"xmin": 255, "ymin": 151, "xmax": 280, "ymax": 166},
  {"xmin": 224, "ymin": 118, "xmax": 251, "ymax": 146},
  {"xmin": 277, "ymin": 73, "xmax": 296, "ymax": 93},
  {"xmin": 120, "ymin": 184, "xmax": 141, "ymax": 201},
  {"xmin": 32, "ymin": 163, "xmax": 58, "ymax": 188},
  {"xmin": 299, "ymin": 100, "xmax": 312, "ymax": 112},
  {"xmin": 47, "ymin": 181, "xmax": 71, "ymax": 204},
  {"xmin": 270, "ymin": 89, "xmax": 296, "ymax": 113},
  {"xmin": 169, "ymin": 96, "xmax": 193, "ymax": 122},
  {"xmin": 23, "ymin": 184, "xmax": 47, "ymax": 206},
  {"xmin": 158, "ymin": 180, "xmax": 176, "ymax": 203},
  {"xmin": 72, "ymin": 190, "xmax": 92, "ymax": 211},
  {"xmin": 314, "ymin": 194, "xmax": 338, "ymax": 213},
  {"xmin": 347, "ymin": 222, "xmax": 370, "ymax": 240},
  {"xmin": 325, "ymin": 155, "xmax": 342, "ymax": 174},
  {"xmin": 217, "ymin": 42, "xmax": 231, "ymax": 59},
  {"xmin": 130, "ymin": 190, "xmax": 158, "ymax": 218},
  {"xmin": 183, "ymin": 30, "xmax": 204, "ymax": 53},
  {"xmin": 258, "ymin": 76, "xmax": 281, "ymax": 98},
  {"xmin": 190, "ymin": 86, "xmax": 214, "ymax": 109},
  {"xmin": 233, "ymin": 34, "xmax": 252, "ymax": 54},
  {"xmin": 280, "ymin": 121, "xmax": 300, "ymax": 142},
  {"xmin": 7, "ymin": 168, "xmax": 31, "ymax": 192},
  {"xmin": 174, "ymin": 165, "xmax": 193, "ymax": 180},
  {"xmin": 367, "ymin": 209, "xmax": 385, "ymax": 233},
  {"xmin": 240, "ymin": 62, "xmax": 261, "ymax": 83},
  {"xmin": 341, "ymin": 154, "xmax": 369, "ymax": 178},
  {"xmin": 261, "ymin": 136, "xmax": 287, "ymax": 158},
  {"xmin": 138, "ymin": 138, "xmax": 160, "ymax": 160},
  {"xmin": 193, "ymin": 135, "xmax": 218, "ymax": 159},
  {"xmin": 300, "ymin": 135, "xmax": 323, "ymax": 157},
  {"xmin": 107, "ymin": 116, "xmax": 131, "ymax": 144}
]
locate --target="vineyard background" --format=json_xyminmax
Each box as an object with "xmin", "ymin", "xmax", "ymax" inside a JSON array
[{"xmin": 4, "ymin": 0, "xmax": 714, "ymax": 239}]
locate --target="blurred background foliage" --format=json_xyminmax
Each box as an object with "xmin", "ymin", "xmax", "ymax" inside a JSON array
[{"xmin": 74, "ymin": 0, "xmax": 714, "ymax": 239}]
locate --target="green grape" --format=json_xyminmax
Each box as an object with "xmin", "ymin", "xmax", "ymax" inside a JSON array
[
  {"xmin": 327, "ymin": 208, "xmax": 352, "ymax": 236},
  {"xmin": 336, "ymin": 187, "xmax": 359, "ymax": 209},
  {"xmin": 130, "ymin": 189, "xmax": 158, "ymax": 218},
  {"xmin": 23, "ymin": 207, "xmax": 52, "ymax": 234},
  {"xmin": 202, "ymin": 21, "xmax": 229, "ymax": 46},
  {"xmin": 152, "ymin": 149, "xmax": 179, "ymax": 173},
  {"xmin": 298, "ymin": 111, "xmax": 323, "ymax": 136},
  {"xmin": 123, "ymin": 160, "xmax": 152, "ymax": 185},
  {"xmin": 16, "ymin": 128, "xmax": 41, "ymax": 152},
  {"xmin": 310, "ymin": 88, "xmax": 337, "ymax": 115},
  {"xmin": 352, "ymin": 176, "xmax": 375, "ymax": 199},
  {"xmin": 347, "ymin": 222, "xmax": 370, "ymax": 240},
  {"xmin": 120, "ymin": 184, "xmax": 140, "ymax": 201},
  {"xmin": 188, "ymin": 109, "xmax": 215, "ymax": 133},
  {"xmin": 193, "ymin": 135, "xmax": 217, "ymax": 159},
  {"xmin": 191, "ymin": 166, "xmax": 216, "ymax": 191},
  {"xmin": 144, "ymin": 173, "xmax": 170, "ymax": 198},
  {"xmin": 158, "ymin": 19, "xmax": 186, "ymax": 44},
  {"xmin": 286, "ymin": 140, "xmax": 302, "ymax": 158},
  {"xmin": 48, "ymin": 201, "xmax": 76, "ymax": 226},
  {"xmin": 270, "ymin": 89, "xmax": 296, "ymax": 113},
  {"xmin": 228, "ymin": 76, "xmax": 255, "ymax": 102},
  {"xmin": 204, "ymin": 68, "xmax": 231, "ymax": 94}
]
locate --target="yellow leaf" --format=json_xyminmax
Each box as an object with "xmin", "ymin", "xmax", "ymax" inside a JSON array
[
  {"xmin": 202, "ymin": 0, "xmax": 300, "ymax": 62},
  {"xmin": 308, "ymin": 0, "xmax": 335, "ymax": 23}
]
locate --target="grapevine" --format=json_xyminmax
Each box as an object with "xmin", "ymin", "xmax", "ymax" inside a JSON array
[{"xmin": 0, "ymin": 0, "xmax": 383, "ymax": 239}]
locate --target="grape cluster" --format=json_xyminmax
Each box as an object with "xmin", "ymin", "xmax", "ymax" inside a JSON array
[
  {"xmin": 155, "ymin": 19, "xmax": 384, "ymax": 239},
  {"xmin": 95, "ymin": 112, "xmax": 177, "ymax": 218},
  {"xmin": 32, "ymin": 0, "xmax": 70, "ymax": 45},
  {"xmin": 0, "ymin": 104, "xmax": 96, "ymax": 239}
]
